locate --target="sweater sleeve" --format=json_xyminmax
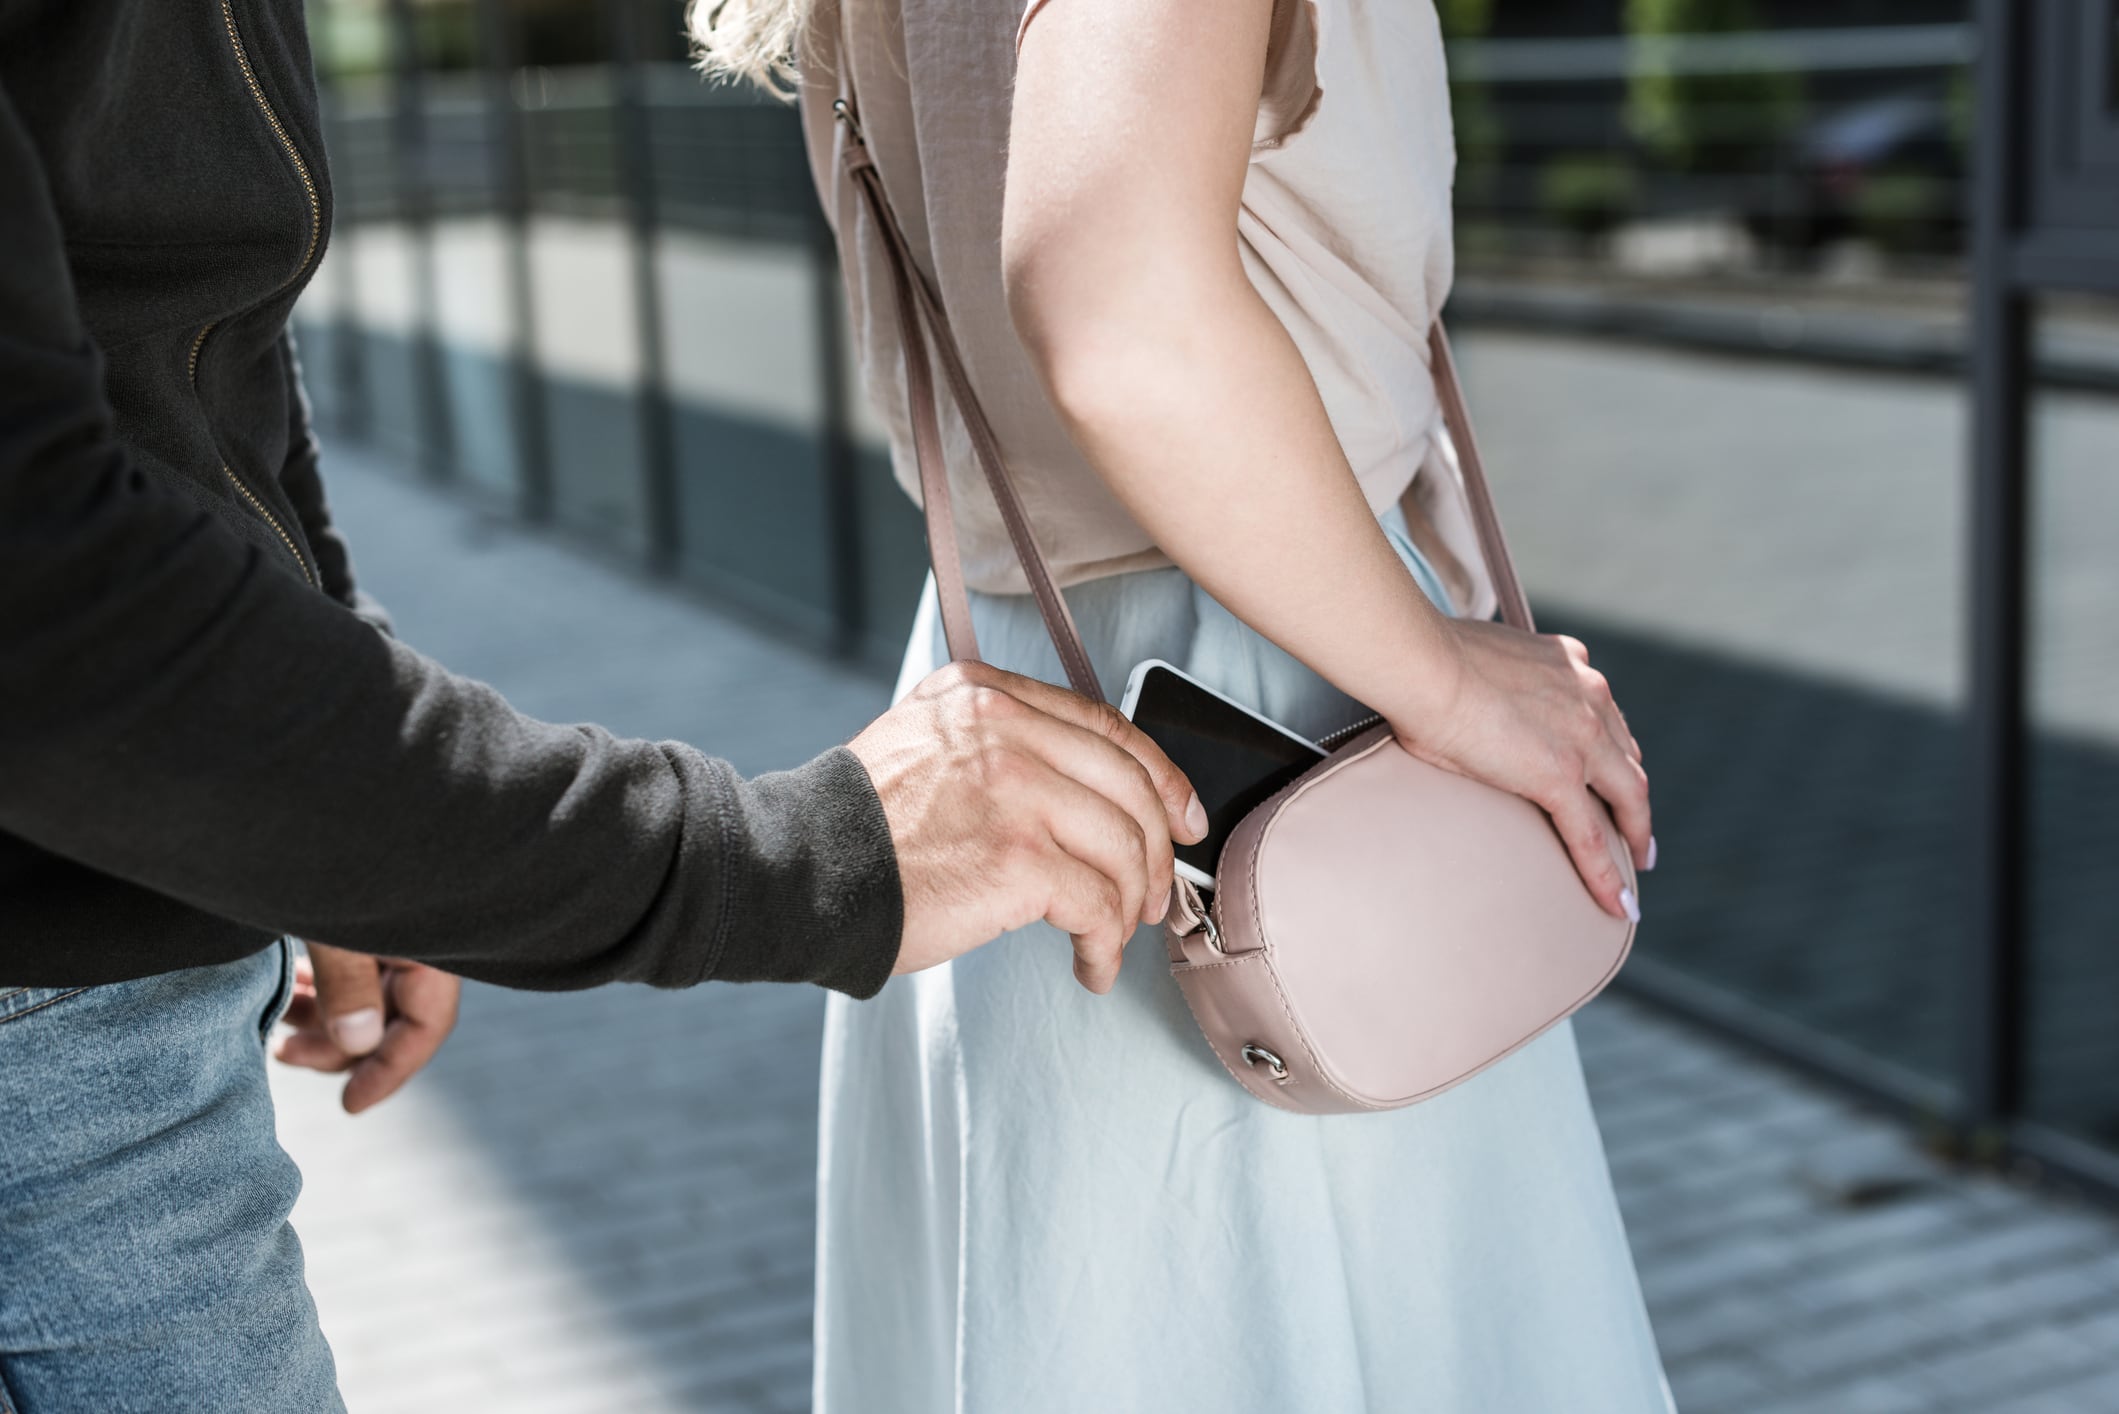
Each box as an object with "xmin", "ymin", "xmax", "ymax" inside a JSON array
[{"xmin": 0, "ymin": 77, "xmax": 901, "ymax": 999}]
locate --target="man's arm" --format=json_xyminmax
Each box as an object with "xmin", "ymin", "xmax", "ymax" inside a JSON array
[
  {"xmin": 0, "ymin": 76, "xmax": 894, "ymax": 995},
  {"xmin": 1, "ymin": 76, "xmax": 1205, "ymax": 998}
]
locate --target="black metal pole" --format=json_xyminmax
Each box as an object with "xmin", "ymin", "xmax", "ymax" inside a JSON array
[
  {"xmin": 1960, "ymin": 0, "xmax": 2033, "ymax": 1155},
  {"xmin": 607, "ymin": 0, "xmax": 682, "ymax": 577},
  {"xmin": 386, "ymin": 0, "xmax": 455, "ymax": 482},
  {"xmin": 813, "ymin": 223, "xmax": 865, "ymax": 659},
  {"xmin": 475, "ymin": 0, "xmax": 553, "ymax": 523}
]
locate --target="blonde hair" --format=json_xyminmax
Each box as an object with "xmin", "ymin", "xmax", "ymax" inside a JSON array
[{"xmin": 688, "ymin": 0, "xmax": 815, "ymax": 99}]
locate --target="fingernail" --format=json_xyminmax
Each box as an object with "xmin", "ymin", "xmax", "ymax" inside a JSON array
[
  {"xmin": 1148, "ymin": 890, "xmax": 1170, "ymax": 925},
  {"xmin": 1644, "ymin": 835, "xmax": 1659, "ymax": 872},
  {"xmin": 1619, "ymin": 887, "xmax": 1641, "ymax": 925},
  {"xmin": 329, "ymin": 1008, "xmax": 384, "ymax": 1055},
  {"xmin": 1184, "ymin": 794, "xmax": 1209, "ymax": 841}
]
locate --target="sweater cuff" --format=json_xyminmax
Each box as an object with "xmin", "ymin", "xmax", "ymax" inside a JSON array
[{"xmin": 706, "ymin": 746, "xmax": 903, "ymax": 998}]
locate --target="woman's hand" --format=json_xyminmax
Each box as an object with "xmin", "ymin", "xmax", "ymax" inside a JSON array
[{"xmin": 1390, "ymin": 619, "xmax": 1654, "ymax": 922}]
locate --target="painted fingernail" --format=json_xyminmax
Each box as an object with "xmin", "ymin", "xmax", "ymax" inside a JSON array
[
  {"xmin": 1644, "ymin": 835, "xmax": 1659, "ymax": 872},
  {"xmin": 1619, "ymin": 887, "xmax": 1641, "ymax": 925},
  {"xmin": 329, "ymin": 1008, "xmax": 384, "ymax": 1055},
  {"xmin": 1184, "ymin": 794, "xmax": 1209, "ymax": 841}
]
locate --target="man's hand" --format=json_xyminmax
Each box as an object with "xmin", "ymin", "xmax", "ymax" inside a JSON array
[
  {"xmin": 272, "ymin": 942, "xmax": 461, "ymax": 1114},
  {"xmin": 849, "ymin": 660, "xmax": 1207, "ymax": 995}
]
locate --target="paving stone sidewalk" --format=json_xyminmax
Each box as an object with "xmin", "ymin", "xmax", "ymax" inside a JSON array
[{"xmin": 269, "ymin": 448, "xmax": 2119, "ymax": 1413}]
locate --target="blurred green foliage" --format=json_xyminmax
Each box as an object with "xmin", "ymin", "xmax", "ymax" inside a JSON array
[
  {"xmin": 1852, "ymin": 170, "xmax": 1954, "ymax": 253},
  {"xmin": 1623, "ymin": 0, "xmax": 1805, "ymax": 172},
  {"xmin": 1539, "ymin": 153, "xmax": 1641, "ymax": 240},
  {"xmin": 1435, "ymin": 0, "xmax": 1494, "ymax": 38},
  {"xmin": 1438, "ymin": 0, "xmax": 1502, "ymax": 195},
  {"xmin": 312, "ymin": 0, "xmax": 390, "ymax": 78},
  {"xmin": 1947, "ymin": 64, "xmax": 1974, "ymax": 157},
  {"xmin": 310, "ymin": 0, "xmax": 630, "ymax": 78}
]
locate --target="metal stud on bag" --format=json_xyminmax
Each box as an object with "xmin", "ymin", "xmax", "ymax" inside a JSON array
[{"xmin": 1241, "ymin": 1043, "xmax": 1291, "ymax": 1084}]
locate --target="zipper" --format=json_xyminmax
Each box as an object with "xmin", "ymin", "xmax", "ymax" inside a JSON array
[
  {"xmin": 219, "ymin": 0, "xmax": 321, "ymax": 282},
  {"xmin": 188, "ymin": 0, "xmax": 322, "ymax": 588},
  {"xmin": 187, "ymin": 324, "xmax": 216, "ymax": 386},
  {"xmin": 221, "ymin": 466, "xmax": 314, "ymax": 585},
  {"xmin": 1317, "ymin": 713, "xmax": 1386, "ymax": 753}
]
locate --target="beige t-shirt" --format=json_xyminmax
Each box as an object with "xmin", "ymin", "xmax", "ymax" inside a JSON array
[{"xmin": 799, "ymin": 0, "xmax": 1495, "ymax": 613}]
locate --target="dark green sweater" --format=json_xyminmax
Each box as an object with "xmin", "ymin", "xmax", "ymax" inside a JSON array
[{"xmin": 0, "ymin": 0, "xmax": 901, "ymax": 996}]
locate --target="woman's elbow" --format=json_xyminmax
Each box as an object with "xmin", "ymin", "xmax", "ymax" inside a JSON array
[
  {"xmin": 1003, "ymin": 241, "xmax": 1222, "ymax": 434},
  {"xmin": 1000, "ymin": 233, "xmax": 1097, "ymax": 398}
]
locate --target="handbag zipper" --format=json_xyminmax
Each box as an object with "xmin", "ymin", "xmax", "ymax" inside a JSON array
[
  {"xmin": 187, "ymin": 0, "xmax": 322, "ymax": 588},
  {"xmin": 1317, "ymin": 712, "xmax": 1386, "ymax": 753}
]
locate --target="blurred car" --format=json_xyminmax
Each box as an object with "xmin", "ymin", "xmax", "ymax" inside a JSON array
[{"xmin": 1752, "ymin": 88, "xmax": 1967, "ymax": 255}]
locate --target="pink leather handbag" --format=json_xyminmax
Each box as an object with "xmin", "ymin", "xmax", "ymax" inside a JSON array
[{"xmin": 832, "ymin": 89, "xmax": 1636, "ymax": 1116}]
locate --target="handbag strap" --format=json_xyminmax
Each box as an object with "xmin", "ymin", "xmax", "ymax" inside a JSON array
[
  {"xmin": 828, "ymin": 65, "xmax": 1533, "ymax": 707},
  {"xmin": 1428, "ymin": 324, "xmax": 1535, "ymax": 633},
  {"xmin": 833, "ymin": 100, "xmax": 1104, "ymax": 699}
]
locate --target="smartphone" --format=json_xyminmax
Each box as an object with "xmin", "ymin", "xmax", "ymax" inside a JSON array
[{"xmin": 1120, "ymin": 659, "xmax": 1328, "ymax": 891}]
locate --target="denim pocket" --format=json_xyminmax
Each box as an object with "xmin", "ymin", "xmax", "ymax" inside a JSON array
[
  {"xmin": 0, "ymin": 984, "xmax": 92, "ymax": 1029},
  {"xmin": 258, "ymin": 938, "xmax": 298, "ymax": 1042}
]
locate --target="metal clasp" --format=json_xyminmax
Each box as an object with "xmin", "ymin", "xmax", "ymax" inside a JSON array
[
  {"xmin": 831, "ymin": 97, "xmax": 864, "ymax": 141},
  {"xmin": 1167, "ymin": 876, "xmax": 1222, "ymax": 956},
  {"xmin": 1241, "ymin": 1043, "xmax": 1290, "ymax": 1085}
]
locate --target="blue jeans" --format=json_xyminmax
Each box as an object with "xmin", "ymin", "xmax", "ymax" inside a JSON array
[{"xmin": 0, "ymin": 943, "xmax": 344, "ymax": 1413}]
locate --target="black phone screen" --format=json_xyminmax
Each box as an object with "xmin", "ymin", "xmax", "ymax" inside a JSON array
[{"xmin": 1126, "ymin": 665, "xmax": 1327, "ymax": 882}]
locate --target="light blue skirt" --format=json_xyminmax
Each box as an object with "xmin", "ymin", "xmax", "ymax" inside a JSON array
[{"xmin": 814, "ymin": 510, "xmax": 1673, "ymax": 1413}]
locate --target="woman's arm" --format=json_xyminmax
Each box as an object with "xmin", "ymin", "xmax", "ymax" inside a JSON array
[{"xmin": 1004, "ymin": 0, "xmax": 1652, "ymax": 916}]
